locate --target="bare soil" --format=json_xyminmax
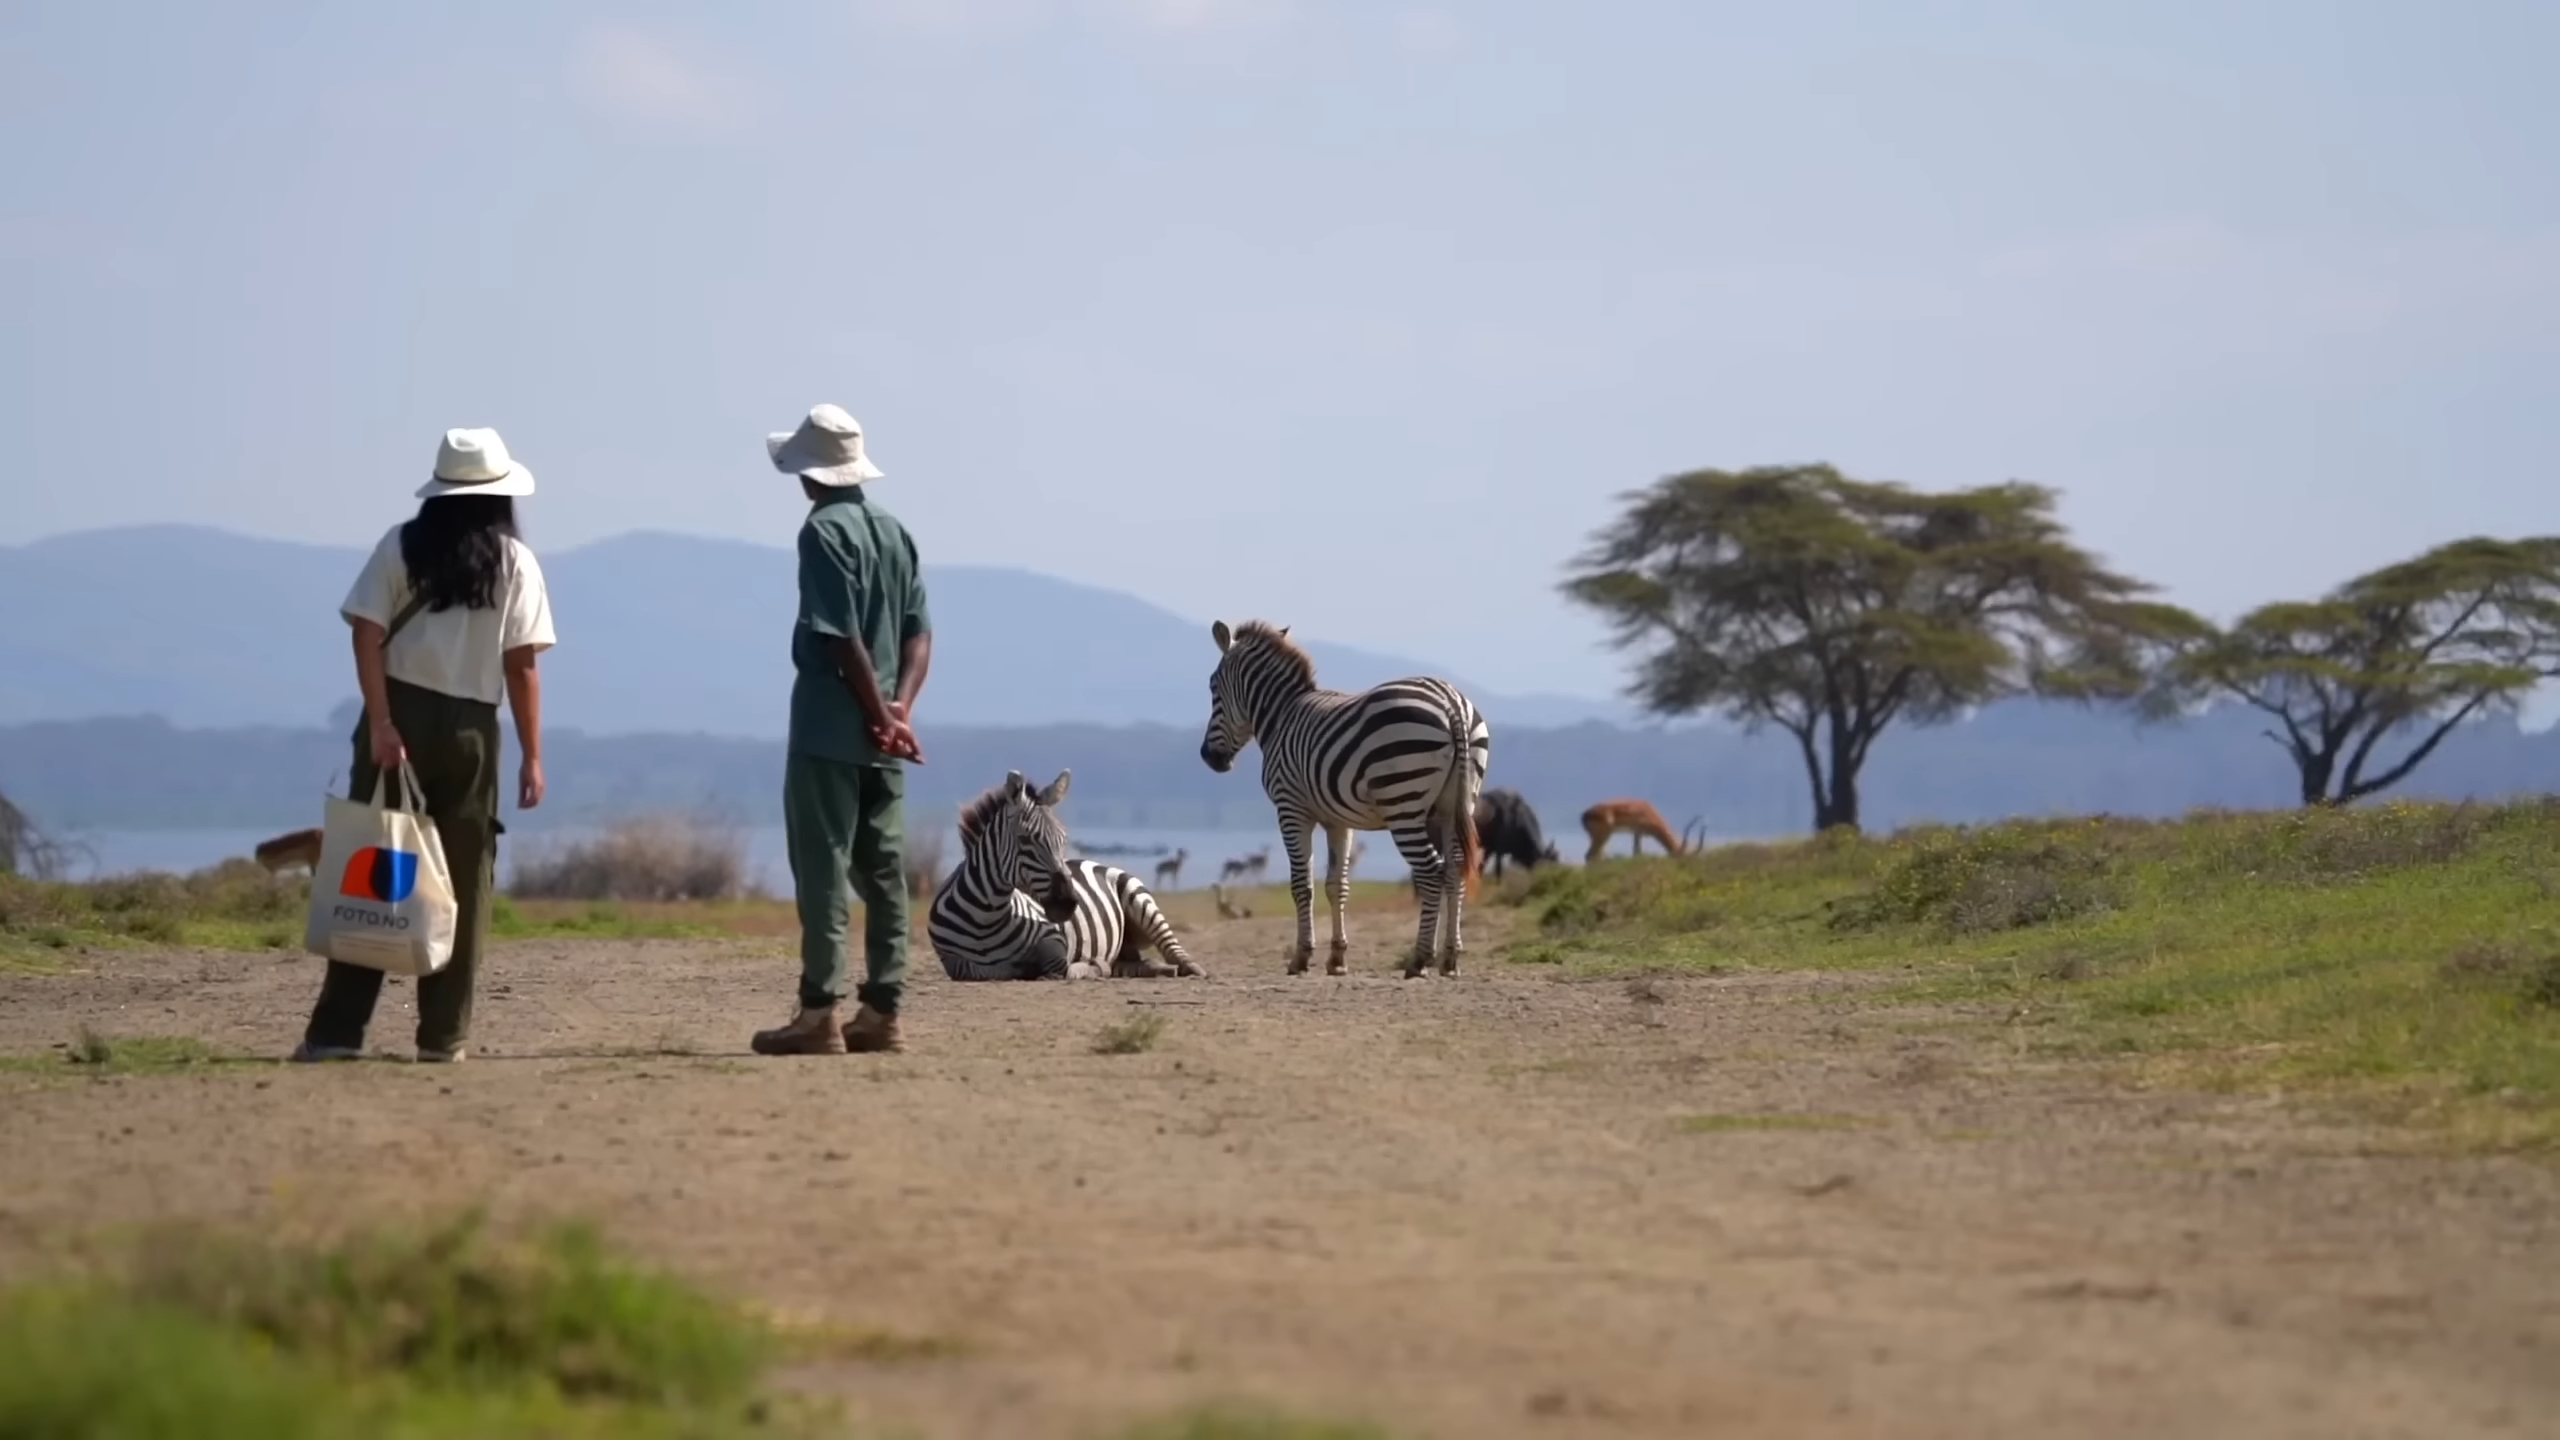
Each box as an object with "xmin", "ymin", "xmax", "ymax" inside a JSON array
[{"xmin": 1, "ymin": 903, "xmax": 2554, "ymax": 1439}]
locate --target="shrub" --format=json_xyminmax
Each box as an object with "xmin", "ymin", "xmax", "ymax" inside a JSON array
[
  {"xmin": 1830, "ymin": 821, "xmax": 2128, "ymax": 936},
  {"xmin": 508, "ymin": 815, "xmax": 753, "ymax": 903},
  {"xmin": 2440, "ymin": 937, "xmax": 2560, "ymax": 1011},
  {"xmin": 2175, "ymin": 798, "xmax": 2513, "ymax": 887}
]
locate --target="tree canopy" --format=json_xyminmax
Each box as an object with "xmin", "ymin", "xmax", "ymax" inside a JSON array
[
  {"xmin": 1560, "ymin": 464, "xmax": 2201, "ymax": 831},
  {"xmin": 2161, "ymin": 536, "xmax": 2560, "ymax": 806}
]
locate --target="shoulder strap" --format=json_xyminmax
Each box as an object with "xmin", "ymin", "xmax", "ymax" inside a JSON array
[{"xmin": 383, "ymin": 588, "xmax": 432, "ymax": 645}]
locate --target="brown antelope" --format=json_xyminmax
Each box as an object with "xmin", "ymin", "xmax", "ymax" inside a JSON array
[
  {"xmin": 1579, "ymin": 800, "xmax": 1704, "ymax": 862},
  {"xmin": 253, "ymin": 827, "xmax": 325, "ymax": 876},
  {"xmin": 1153, "ymin": 848, "xmax": 1187, "ymax": 887}
]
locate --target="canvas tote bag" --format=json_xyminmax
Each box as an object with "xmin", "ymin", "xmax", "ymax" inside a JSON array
[
  {"xmin": 299, "ymin": 590, "xmax": 461, "ymax": 975},
  {"xmin": 301, "ymin": 758, "xmax": 460, "ymax": 975}
]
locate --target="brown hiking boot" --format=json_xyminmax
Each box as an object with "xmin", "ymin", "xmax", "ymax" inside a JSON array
[
  {"xmin": 841, "ymin": 1005, "xmax": 904, "ymax": 1054},
  {"xmin": 750, "ymin": 1006, "xmax": 845, "ymax": 1056}
]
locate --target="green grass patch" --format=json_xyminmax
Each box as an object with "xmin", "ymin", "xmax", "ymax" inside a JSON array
[
  {"xmin": 1093, "ymin": 1013, "xmax": 1169, "ymax": 1055},
  {"xmin": 0, "ymin": 939, "xmax": 75, "ymax": 975},
  {"xmin": 0, "ymin": 1210, "xmax": 834, "ymax": 1438},
  {"xmin": 1111, "ymin": 1403, "xmax": 1399, "ymax": 1440},
  {"xmin": 0, "ymin": 1028, "xmax": 254, "ymax": 1077},
  {"xmin": 1676, "ymin": 1112, "xmax": 1877, "ymax": 1134},
  {"xmin": 1498, "ymin": 799, "xmax": 2560, "ymax": 1150},
  {"xmin": 490, "ymin": 894, "xmax": 766, "ymax": 942}
]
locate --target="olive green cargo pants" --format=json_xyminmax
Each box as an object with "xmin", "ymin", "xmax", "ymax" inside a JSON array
[
  {"xmin": 302, "ymin": 679, "xmax": 499, "ymax": 1055},
  {"xmin": 784, "ymin": 751, "xmax": 910, "ymax": 1016}
]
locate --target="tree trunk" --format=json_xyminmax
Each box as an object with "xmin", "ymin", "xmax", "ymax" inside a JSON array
[
  {"xmin": 1787, "ymin": 725, "xmax": 1835, "ymax": 834},
  {"xmin": 1817, "ymin": 719, "xmax": 1865, "ymax": 833},
  {"xmin": 2297, "ymin": 750, "xmax": 2338, "ymax": 808},
  {"xmin": 1817, "ymin": 770, "xmax": 1862, "ymax": 832}
]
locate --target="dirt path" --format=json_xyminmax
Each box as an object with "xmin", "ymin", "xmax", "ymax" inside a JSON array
[{"xmin": 1, "ymin": 905, "xmax": 2554, "ymax": 1439}]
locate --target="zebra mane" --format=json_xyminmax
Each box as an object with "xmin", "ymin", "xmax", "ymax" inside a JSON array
[
  {"xmin": 1231, "ymin": 620, "xmax": 1317, "ymax": 687},
  {"xmin": 956, "ymin": 784, "xmax": 1012, "ymax": 838}
]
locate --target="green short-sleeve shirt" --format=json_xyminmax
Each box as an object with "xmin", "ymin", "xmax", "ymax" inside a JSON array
[{"xmin": 789, "ymin": 489, "xmax": 932, "ymax": 766}]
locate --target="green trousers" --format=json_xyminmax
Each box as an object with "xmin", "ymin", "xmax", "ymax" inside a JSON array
[
  {"xmin": 784, "ymin": 751, "xmax": 909, "ymax": 1015},
  {"xmin": 303, "ymin": 679, "xmax": 499, "ymax": 1054}
]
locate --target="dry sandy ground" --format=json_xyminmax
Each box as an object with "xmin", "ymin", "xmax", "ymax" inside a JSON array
[{"xmin": 0, "ymin": 903, "xmax": 2554, "ymax": 1440}]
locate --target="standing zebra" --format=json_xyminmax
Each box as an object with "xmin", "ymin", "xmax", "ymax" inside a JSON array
[
  {"xmin": 1197, "ymin": 619, "xmax": 1488, "ymax": 978},
  {"xmin": 927, "ymin": 769, "xmax": 1208, "ymax": 983}
]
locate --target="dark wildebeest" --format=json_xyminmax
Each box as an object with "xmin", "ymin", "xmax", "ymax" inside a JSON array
[{"xmin": 1474, "ymin": 788, "xmax": 1558, "ymax": 879}]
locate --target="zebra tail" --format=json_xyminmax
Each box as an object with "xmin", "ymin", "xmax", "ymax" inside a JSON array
[
  {"xmin": 1459, "ymin": 789, "xmax": 1482, "ymax": 903},
  {"xmin": 1438, "ymin": 702, "xmax": 1484, "ymax": 905}
]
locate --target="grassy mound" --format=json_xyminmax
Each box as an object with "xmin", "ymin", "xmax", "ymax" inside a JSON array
[
  {"xmin": 0, "ymin": 859, "xmax": 308, "ymax": 962},
  {"xmin": 0, "ymin": 1212, "xmax": 804, "ymax": 1438},
  {"xmin": 1499, "ymin": 798, "xmax": 2560, "ymax": 1149}
]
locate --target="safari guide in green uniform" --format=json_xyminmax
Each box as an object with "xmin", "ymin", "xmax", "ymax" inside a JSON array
[{"xmin": 752, "ymin": 404, "xmax": 933, "ymax": 1058}]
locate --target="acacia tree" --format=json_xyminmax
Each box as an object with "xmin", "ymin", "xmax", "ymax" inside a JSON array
[
  {"xmin": 2162, "ymin": 537, "xmax": 2560, "ymax": 806},
  {"xmin": 1561, "ymin": 464, "xmax": 2201, "ymax": 833},
  {"xmin": 0, "ymin": 789, "xmax": 56, "ymax": 880}
]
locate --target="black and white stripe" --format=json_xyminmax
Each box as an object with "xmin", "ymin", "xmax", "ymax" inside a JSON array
[
  {"xmin": 1049, "ymin": 858, "xmax": 1207, "ymax": 980},
  {"xmin": 926, "ymin": 769, "xmax": 1207, "ymax": 982},
  {"xmin": 1197, "ymin": 619, "xmax": 1489, "ymax": 978}
]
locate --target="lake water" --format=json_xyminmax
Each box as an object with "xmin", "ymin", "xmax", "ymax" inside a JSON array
[{"xmin": 53, "ymin": 814, "xmax": 1775, "ymax": 892}]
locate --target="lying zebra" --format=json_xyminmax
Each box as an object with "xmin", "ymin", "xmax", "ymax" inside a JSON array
[{"xmin": 926, "ymin": 769, "xmax": 1209, "ymax": 982}]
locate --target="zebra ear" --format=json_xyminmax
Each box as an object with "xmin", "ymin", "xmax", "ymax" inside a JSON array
[
  {"xmin": 1211, "ymin": 620, "xmax": 1233, "ymax": 653},
  {"xmin": 1036, "ymin": 769, "xmax": 1072, "ymax": 806},
  {"xmin": 1279, "ymin": 625, "xmax": 1291, "ymax": 637},
  {"xmin": 1004, "ymin": 770, "xmax": 1028, "ymax": 799}
]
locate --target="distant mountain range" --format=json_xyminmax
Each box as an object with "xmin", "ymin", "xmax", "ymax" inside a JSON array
[{"xmin": 0, "ymin": 526, "xmax": 1624, "ymax": 732}]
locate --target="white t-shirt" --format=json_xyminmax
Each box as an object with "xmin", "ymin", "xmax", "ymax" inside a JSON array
[{"xmin": 341, "ymin": 523, "xmax": 557, "ymax": 706}]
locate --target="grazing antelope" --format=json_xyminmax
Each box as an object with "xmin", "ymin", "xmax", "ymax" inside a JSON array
[
  {"xmin": 1242, "ymin": 846, "xmax": 1270, "ymax": 881},
  {"xmin": 1580, "ymin": 799, "xmax": 1704, "ymax": 862},
  {"xmin": 1154, "ymin": 848, "xmax": 1187, "ymax": 888},
  {"xmin": 1197, "ymin": 619, "xmax": 1488, "ymax": 979},
  {"xmin": 253, "ymin": 827, "xmax": 325, "ymax": 876}
]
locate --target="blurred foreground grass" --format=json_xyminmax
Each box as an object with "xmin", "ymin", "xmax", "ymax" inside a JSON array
[
  {"xmin": 0, "ymin": 1211, "xmax": 821, "ymax": 1438},
  {"xmin": 0, "ymin": 1211, "xmax": 1397, "ymax": 1438}
]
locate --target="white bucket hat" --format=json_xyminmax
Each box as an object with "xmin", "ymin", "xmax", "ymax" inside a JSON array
[
  {"xmin": 766, "ymin": 404, "xmax": 885, "ymax": 486},
  {"xmin": 416, "ymin": 427, "xmax": 537, "ymax": 500}
]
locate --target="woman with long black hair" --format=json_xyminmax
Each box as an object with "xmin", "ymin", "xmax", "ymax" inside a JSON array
[{"xmin": 294, "ymin": 427, "xmax": 557, "ymax": 1063}]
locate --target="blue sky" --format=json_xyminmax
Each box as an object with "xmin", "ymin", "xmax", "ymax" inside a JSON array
[{"xmin": 4, "ymin": 0, "xmax": 2555, "ymax": 708}]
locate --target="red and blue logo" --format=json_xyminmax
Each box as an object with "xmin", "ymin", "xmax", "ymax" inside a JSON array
[{"xmin": 339, "ymin": 846, "xmax": 420, "ymax": 905}]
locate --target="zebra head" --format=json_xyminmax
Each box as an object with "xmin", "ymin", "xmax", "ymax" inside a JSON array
[
  {"xmin": 1201, "ymin": 618, "xmax": 1296, "ymax": 773},
  {"xmin": 961, "ymin": 769, "xmax": 1079, "ymax": 923}
]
